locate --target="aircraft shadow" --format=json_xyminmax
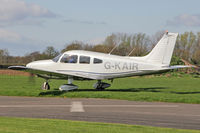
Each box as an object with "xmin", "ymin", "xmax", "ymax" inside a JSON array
[
  {"xmin": 170, "ymin": 91, "xmax": 200, "ymax": 94},
  {"xmin": 39, "ymin": 89, "xmax": 66, "ymax": 96},
  {"xmin": 38, "ymin": 87, "xmax": 200, "ymax": 96},
  {"xmin": 76, "ymin": 87, "xmax": 167, "ymax": 92},
  {"xmin": 76, "ymin": 88, "xmax": 200, "ymax": 95},
  {"xmin": 38, "ymin": 87, "xmax": 166, "ymax": 96}
]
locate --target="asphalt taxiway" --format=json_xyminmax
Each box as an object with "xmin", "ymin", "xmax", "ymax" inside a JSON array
[{"xmin": 0, "ymin": 96, "xmax": 199, "ymax": 130}]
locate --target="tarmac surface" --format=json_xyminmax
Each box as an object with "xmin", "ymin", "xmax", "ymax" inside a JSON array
[{"xmin": 0, "ymin": 96, "xmax": 200, "ymax": 130}]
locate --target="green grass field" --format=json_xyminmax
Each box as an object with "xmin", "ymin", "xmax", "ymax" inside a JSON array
[
  {"xmin": 1, "ymin": 75, "xmax": 200, "ymax": 103},
  {"xmin": 0, "ymin": 117, "xmax": 199, "ymax": 133}
]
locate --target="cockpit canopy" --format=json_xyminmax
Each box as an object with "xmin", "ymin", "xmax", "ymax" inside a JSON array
[
  {"xmin": 60, "ymin": 54, "xmax": 78, "ymax": 63},
  {"xmin": 52, "ymin": 53, "xmax": 62, "ymax": 62},
  {"xmin": 52, "ymin": 52, "xmax": 103, "ymax": 64}
]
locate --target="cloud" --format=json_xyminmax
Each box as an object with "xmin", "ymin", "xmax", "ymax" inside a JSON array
[
  {"xmin": 0, "ymin": 28, "xmax": 42, "ymax": 45},
  {"xmin": 167, "ymin": 14, "xmax": 200, "ymax": 27},
  {"xmin": 0, "ymin": 28, "xmax": 50, "ymax": 56},
  {"xmin": 0, "ymin": 28, "xmax": 21, "ymax": 43},
  {"xmin": 0, "ymin": 0, "xmax": 57, "ymax": 26},
  {"xmin": 63, "ymin": 19, "xmax": 107, "ymax": 25}
]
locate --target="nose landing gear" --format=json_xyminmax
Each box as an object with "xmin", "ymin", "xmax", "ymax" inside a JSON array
[{"xmin": 42, "ymin": 81, "xmax": 50, "ymax": 90}]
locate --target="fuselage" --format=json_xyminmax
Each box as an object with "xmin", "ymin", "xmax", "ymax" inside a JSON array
[
  {"xmin": 26, "ymin": 50, "xmax": 169, "ymax": 80},
  {"xmin": 8, "ymin": 32, "xmax": 186, "ymax": 90}
]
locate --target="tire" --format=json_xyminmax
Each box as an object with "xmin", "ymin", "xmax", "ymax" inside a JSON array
[
  {"xmin": 42, "ymin": 82, "xmax": 50, "ymax": 90},
  {"xmin": 45, "ymin": 83, "xmax": 50, "ymax": 90},
  {"xmin": 96, "ymin": 83, "xmax": 104, "ymax": 91}
]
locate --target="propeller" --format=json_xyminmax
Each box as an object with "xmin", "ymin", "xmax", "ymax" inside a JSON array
[{"xmin": 28, "ymin": 73, "xmax": 36, "ymax": 84}]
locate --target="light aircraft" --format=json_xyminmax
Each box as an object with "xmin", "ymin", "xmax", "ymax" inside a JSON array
[{"xmin": 9, "ymin": 32, "xmax": 189, "ymax": 91}]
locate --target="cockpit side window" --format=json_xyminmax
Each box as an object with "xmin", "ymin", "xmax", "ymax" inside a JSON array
[
  {"xmin": 79, "ymin": 56, "xmax": 90, "ymax": 64},
  {"xmin": 52, "ymin": 54, "xmax": 62, "ymax": 62},
  {"xmin": 93, "ymin": 58, "xmax": 103, "ymax": 64},
  {"xmin": 60, "ymin": 54, "xmax": 78, "ymax": 63}
]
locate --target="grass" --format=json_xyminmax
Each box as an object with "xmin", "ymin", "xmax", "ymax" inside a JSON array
[
  {"xmin": 0, "ymin": 117, "xmax": 199, "ymax": 133},
  {"xmin": 1, "ymin": 75, "xmax": 200, "ymax": 103}
]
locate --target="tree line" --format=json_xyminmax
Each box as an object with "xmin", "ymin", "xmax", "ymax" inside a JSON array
[{"xmin": 0, "ymin": 31, "xmax": 200, "ymax": 66}]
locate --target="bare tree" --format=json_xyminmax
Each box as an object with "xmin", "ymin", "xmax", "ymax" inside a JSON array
[{"xmin": 43, "ymin": 46, "xmax": 59, "ymax": 59}]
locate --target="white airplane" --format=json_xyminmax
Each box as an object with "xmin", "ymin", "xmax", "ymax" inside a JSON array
[{"xmin": 9, "ymin": 32, "xmax": 189, "ymax": 91}]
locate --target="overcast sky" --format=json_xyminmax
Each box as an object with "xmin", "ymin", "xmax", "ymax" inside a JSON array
[{"xmin": 0, "ymin": 0, "xmax": 200, "ymax": 56}]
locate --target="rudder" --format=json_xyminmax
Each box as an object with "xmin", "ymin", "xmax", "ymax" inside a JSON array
[{"xmin": 143, "ymin": 32, "xmax": 178, "ymax": 66}]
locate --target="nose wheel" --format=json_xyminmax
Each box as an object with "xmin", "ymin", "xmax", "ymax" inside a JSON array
[{"xmin": 42, "ymin": 81, "xmax": 50, "ymax": 90}]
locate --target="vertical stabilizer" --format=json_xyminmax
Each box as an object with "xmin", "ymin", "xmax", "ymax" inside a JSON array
[{"xmin": 143, "ymin": 32, "xmax": 178, "ymax": 66}]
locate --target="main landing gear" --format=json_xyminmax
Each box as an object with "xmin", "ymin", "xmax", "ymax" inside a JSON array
[
  {"xmin": 93, "ymin": 80, "xmax": 111, "ymax": 90},
  {"xmin": 59, "ymin": 77, "xmax": 78, "ymax": 91}
]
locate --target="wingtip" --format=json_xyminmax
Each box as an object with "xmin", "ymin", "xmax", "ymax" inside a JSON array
[{"xmin": 8, "ymin": 66, "xmax": 27, "ymax": 70}]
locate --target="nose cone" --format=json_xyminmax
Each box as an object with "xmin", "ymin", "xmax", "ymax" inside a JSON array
[
  {"xmin": 26, "ymin": 62, "xmax": 34, "ymax": 68},
  {"xmin": 26, "ymin": 60, "xmax": 54, "ymax": 69},
  {"xmin": 26, "ymin": 61, "xmax": 40, "ymax": 68}
]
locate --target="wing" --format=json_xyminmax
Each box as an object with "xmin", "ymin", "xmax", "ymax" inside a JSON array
[{"xmin": 8, "ymin": 66, "xmax": 92, "ymax": 80}]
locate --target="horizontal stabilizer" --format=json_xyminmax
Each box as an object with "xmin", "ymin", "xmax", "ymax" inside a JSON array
[{"xmin": 165, "ymin": 65, "xmax": 191, "ymax": 70}]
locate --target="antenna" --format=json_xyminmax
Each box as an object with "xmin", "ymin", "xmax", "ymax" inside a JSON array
[
  {"xmin": 165, "ymin": 30, "xmax": 168, "ymax": 35},
  {"xmin": 127, "ymin": 48, "xmax": 135, "ymax": 56},
  {"xmin": 108, "ymin": 45, "xmax": 118, "ymax": 55}
]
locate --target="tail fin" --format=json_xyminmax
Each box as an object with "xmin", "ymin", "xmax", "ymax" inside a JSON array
[{"xmin": 143, "ymin": 32, "xmax": 178, "ymax": 66}]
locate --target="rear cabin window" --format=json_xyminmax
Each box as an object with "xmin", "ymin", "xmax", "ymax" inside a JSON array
[
  {"xmin": 60, "ymin": 54, "xmax": 78, "ymax": 63},
  {"xmin": 93, "ymin": 58, "xmax": 103, "ymax": 64},
  {"xmin": 80, "ymin": 56, "xmax": 90, "ymax": 64}
]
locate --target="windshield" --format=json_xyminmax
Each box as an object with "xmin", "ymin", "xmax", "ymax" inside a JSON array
[
  {"xmin": 60, "ymin": 54, "xmax": 78, "ymax": 63},
  {"xmin": 52, "ymin": 53, "xmax": 62, "ymax": 62}
]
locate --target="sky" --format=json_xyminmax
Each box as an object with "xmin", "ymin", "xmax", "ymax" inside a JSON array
[{"xmin": 0, "ymin": 0, "xmax": 200, "ymax": 56}]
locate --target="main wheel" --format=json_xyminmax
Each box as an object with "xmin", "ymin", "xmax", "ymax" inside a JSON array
[
  {"xmin": 96, "ymin": 83, "xmax": 104, "ymax": 90},
  {"xmin": 93, "ymin": 81, "xmax": 110, "ymax": 90}
]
